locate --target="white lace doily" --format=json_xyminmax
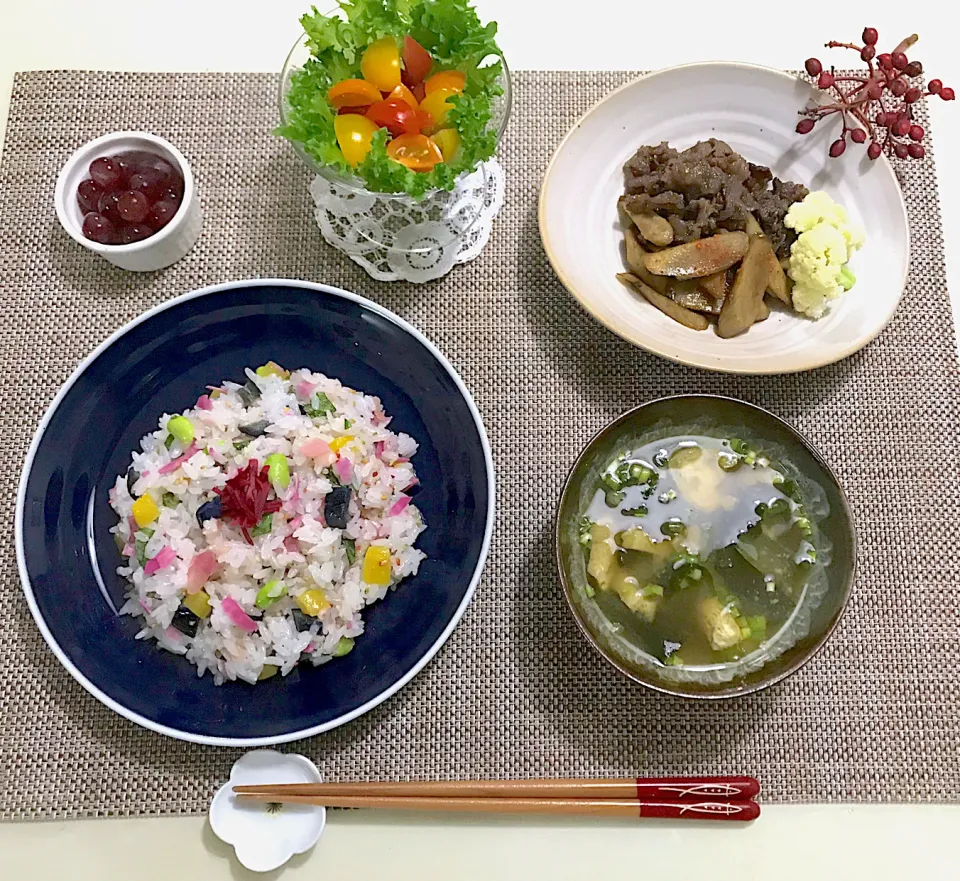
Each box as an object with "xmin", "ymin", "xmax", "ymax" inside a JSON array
[{"xmin": 310, "ymin": 159, "xmax": 505, "ymax": 283}]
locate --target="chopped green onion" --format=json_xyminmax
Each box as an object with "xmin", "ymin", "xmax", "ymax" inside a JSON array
[
  {"xmin": 251, "ymin": 514, "xmax": 273, "ymax": 537},
  {"xmin": 601, "ymin": 472, "xmax": 622, "ymax": 491},
  {"xmin": 744, "ymin": 452, "xmax": 757, "ymax": 466},
  {"xmin": 623, "ymin": 506, "xmax": 648, "ymax": 517},
  {"xmin": 660, "ymin": 519, "xmax": 686, "ymax": 538},
  {"xmin": 304, "ymin": 392, "xmax": 336, "ymax": 418},
  {"xmin": 640, "ymin": 584, "xmax": 664, "ymax": 598},
  {"xmin": 234, "ymin": 438, "xmax": 251, "ymax": 450},
  {"xmin": 164, "ymin": 434, "xmax": 175, "ymax": 449},
  {"xmin": 255, "ymin": 580, "xmax": 287, "ymax": 609},
  {"xmin": 728, "ymin": 438, "xmax": 748, "ymax": 455},
  {"xmin": 344, "ymin": 419, "xmax": 353, "ymax": 429},
  {"xmin": 578, "ymin": 532, "xmax": 591, "ymax": 546},
  {"xmin": 768, "ymin": 498, "xmax": 790, "ymax": 516},
  {"xmin": 161, "ymin": 492, "xmax": 178, "ymax": 508},
  {"xmin": 604, "ymin": 489, "xmax": 625, "ymax": 508},
  {"xmin": 344, "ymin": 537, "xmax": 356, "ymax": 565},
  {"xmin": 717, "ymin": 452, "xmax": 742, "ymax": 472},
  {"xmin": 652, "ymin": 449, "xmax": 669, "ymax": 468},
  {"xmin": 755, "ymin": 502, "xmax": 769, "ymax": 517},
  {"xmin": 658, "ymin": 489, "xmax": 677, "ymax": 504},
  {"xmin": 665, "ymin": 654, "xmax": 685, "ymax": 667},
  {"xmin": 584, "ymin": 583, "xmax": 596, "ymax": 598},
  {"xmin": 746, "ymin": 615, "xmax": 767, "ymax": 636}
]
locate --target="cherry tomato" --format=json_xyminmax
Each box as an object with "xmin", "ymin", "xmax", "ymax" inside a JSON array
[
  {"xmin": 418, "ymin": 88, "xmax": 457, "ymax": 133},
  {"xmin": 412, "ymin": 82, "xmax": 427, "ymax": 104},
  {"xmin": 387, "ymin": 133, "xmax": 443, "ymax": 172},
  {"xmin": 328, "ymin": 78, "xmax": 382, "ymax": 109},
  {"xmin": 365, "ymin": 98, "xmax": 424, "ymax": 137},
  {"xmin": 388, "ymin": 83, "xmax": 420, "ymax": 109},
  {"xmin": 402, "ymin": 36, "xmax": 433, "ymax": 85},
  {"xmin": 360, "ymin": 37, "xmax": 401, "ymax": 92},
  {"xmin": 334, "ymin": 114, "xmax": 379, "ymax": 167},
  {"xmin": 430, "ymin": 128, "xmax": 461, "ymax": 163},
  {"xmin": 425, "ymin": 70, "xmax": 466, "ymax": 95}
]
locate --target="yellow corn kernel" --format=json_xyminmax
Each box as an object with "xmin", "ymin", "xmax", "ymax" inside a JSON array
[
  {"xmin": 329, "ymin": 435, "xmax": 354, "ymax": 453},
  {"xmin": 362, "ymin": 545, "xmax": 392, "ymax": 585},
  {"xmin": 258, "ymin": 665, "xmax": 278, "ymax": 680},
  {"xmin": 296, "ymin": 588, "xmax": 331, "ymax": 617},
  {"xmin": 182, "ymin": 591, "xmax": 211, "ymax": 619},
  {"xmin": 132, "ymin": 494, "xmax": 159, "ymax": 527}
]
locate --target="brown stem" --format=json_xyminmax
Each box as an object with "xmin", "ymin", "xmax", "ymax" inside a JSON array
[
  {"xmin": 893, "ymin": 34, "xmax": 919, "ymax": 56},
  {"xmin": 825, "ymin": 41, "xmax": 862, "ymax": 52}
]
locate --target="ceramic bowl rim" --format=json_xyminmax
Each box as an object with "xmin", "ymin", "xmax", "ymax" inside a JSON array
[
  {"xmin": 554, "ymin": 393, "xmax": 857, "ymax": 699},
  {"xmin": 14, "ymin": 278, "xmax": 496, "ymax": 746}
]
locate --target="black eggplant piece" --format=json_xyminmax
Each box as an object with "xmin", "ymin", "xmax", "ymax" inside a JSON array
[
  {"xmin": 238, "ymin": 420, "xmax": 270, "ymax": 438},
  {"xmin": 291, "ymin": 608, "xmax": 315, "ymax": 633},
  {"xmin": 196, "ymin": 496, "xmax": 222, "ymax": 528},
  {"xmin": 126, "ymin": 465, "xmax": 138, "ymax": 495},
  {"xmin": 237, "ymin": 379, "xmax": 262, "ymax": 407},
  {"xmin": 324, "ymin": 485, "xmax": 352, "ymax": 529},
  {"xmin": 171, "ymin": 605, "xmax": 200, "ymax": 638}
]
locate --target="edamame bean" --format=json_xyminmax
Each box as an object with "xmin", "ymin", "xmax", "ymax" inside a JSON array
[
  {"xmin": 266, "ymin": 453, "xmax": 290, "ymax": 489},
  {"xmin": 255, "ymin": 580, "xmax": 287, "ymax": 609},
  {"xmin": 167, "ymin": 415, "xmax": 194, "ymax": 445}
]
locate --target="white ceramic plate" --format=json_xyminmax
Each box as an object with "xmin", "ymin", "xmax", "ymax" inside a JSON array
[{"xmin": 539, "ymin": 63, "xmax": 910, "ymax": 374}]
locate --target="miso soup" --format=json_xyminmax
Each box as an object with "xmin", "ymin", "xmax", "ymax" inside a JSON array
[{"xmin": 579, "ymin": 434, "xmax": 823, "ymax": 669}]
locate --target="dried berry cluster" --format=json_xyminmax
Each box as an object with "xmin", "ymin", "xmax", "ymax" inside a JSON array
[{"xmin": 797, "ymin": 28, "xmax": 954, "ymax": 160}]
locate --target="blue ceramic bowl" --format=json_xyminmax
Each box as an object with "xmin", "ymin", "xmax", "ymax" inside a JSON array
[{"xmin": 15, "ymin": 279, "xmax": 494, "ymax": 746}]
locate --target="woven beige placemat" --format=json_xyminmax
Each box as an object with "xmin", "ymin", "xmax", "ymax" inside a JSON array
[{"xmin": 0, "ymin": 70, "xmax": 957, "ymax": 819}]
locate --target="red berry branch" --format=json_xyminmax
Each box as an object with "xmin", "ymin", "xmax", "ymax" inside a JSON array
[{"xmin": 797, "ymin": 28, "xmax": 954, "ymax": 160}]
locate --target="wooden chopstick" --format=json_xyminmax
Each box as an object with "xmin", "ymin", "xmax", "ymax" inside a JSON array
[
  {"xmin": 233, "ymin": 776, "xmax": 759, "ymax": 802},
  {"xmin": 233, "ymin": 792, "xmax": 760, "ymax": 821}
]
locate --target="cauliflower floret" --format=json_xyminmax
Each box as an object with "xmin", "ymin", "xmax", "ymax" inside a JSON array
[{"xmin": 784, "ymin": 191, "xmax": 865, "ymax": 319}]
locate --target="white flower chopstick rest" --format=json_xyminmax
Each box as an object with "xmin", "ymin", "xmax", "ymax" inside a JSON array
[{"xmin": 210, "ymin": 749, "xmax": 326, "ymax": 873}]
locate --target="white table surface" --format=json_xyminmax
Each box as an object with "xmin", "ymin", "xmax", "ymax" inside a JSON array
[{"xmin": 1, "ymin": 3, "xmax": 957, "ymax": 878}]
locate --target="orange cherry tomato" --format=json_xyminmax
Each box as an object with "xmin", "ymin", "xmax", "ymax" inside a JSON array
[
  {"xmin": 402, "ymin": 36, "xmax": 433, "ymax": 85},
  {"xmin": 424, "ymin": 70, "xmax": 466, "ymax": 95},
  {"xmin": 418, "ymin": 88, "xmax": 457, "ymax": 133},
  {"xmin": 412, "ymin": 81, "xmax": 427, "ymax": 104},
  {"xmin": 334, "ymin": 114, "xmax": 379, "ymax": 167},
  {"xmin": 360, "ymin": 37, "xmax": 401, "ymax": 92},
  {"xmin": 388, "ymin": 83, "xmax": 419, "ymax": 109},
  {"xmin": 387, "ymin": 133, "xmax": 443, "ymax": 172},
  {"xmin": 328, "ymin": 78, "xmax": 382, "ymax": 109},
  {"xmin": 431, "ymin": 128, "xmax": 461, "ymax": 163},
  {"xmin": 365, "ymin": 98, "xmax": 426, "ymax": 137}
]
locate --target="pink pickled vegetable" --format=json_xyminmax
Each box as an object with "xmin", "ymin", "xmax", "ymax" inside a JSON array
[
  {"xmin": 186, "ymin": 550, "xmax": 217, "ymax": 594},
  {"xmin": 128, "ymin": 515, "xmax": 138, "ymax": 535},
  {"xmin": 221, "ymin": 596, "xmax": 258, "ymax": 633},
  {"xmin": 288, "ymin": 515, "xmax": 303, "ymax": 530},
  {"xmin": 164, "ymin": 627, "xmax": 183, "ymax": 644},
  {"xmin": 121, "ymin": 543, "xmax": 134, "ymax": 558},
  {"xmin": 139, "ymin": 599, "xmax": 153, "ymax": 614},
  {"xmin": 196, "ymin": 394, "xmax": 213, "ymax": 411},
  {"xmin": 374, "ymin": 441, "xmax": 385, "ymax": 458},
  {"xmin": 300, "ymin": 438, "xmax": 332, "ymax": 458},
  {"xmin": 389, "ymin": 495, "xmax": 411, "ymax": 516},
  {"xmin": 283, "ymin": 535, "xmax": 300, "ymax": 553},
  {"xmin": 158, "ymin": 443, "xmax": 199, "ymax": 474},
  {"xmin": 334, "ymin": 456, "xmax": 353, "ymax": 484},
  {"xmin": 143, "ymin": 545, "xmax": 176, "ymax": 576},
  {"xmin": 296, "ymin": 380, "xmax": 316, "ymax": 398}
]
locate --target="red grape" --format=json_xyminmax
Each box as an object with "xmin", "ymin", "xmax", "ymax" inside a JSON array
[
  {"xmin": 878, "ymin": 53, "xmax": 893, "ymax": 70},
  {"xmin": 127, "ymin": 168, "xmax": 164, "ymax": 201},
  {"xmin": 862, "ymin": 27, "xmax": 879, "ymax": 46},
  {"xmin": 148, "ymin": 199, "xmax": 180, "ymax": 230},
  {"xmin": 867, "ymin": 142, "xmax": 882, "ymax": 160},
  {"xmin": 860, "ymin": 45, "xmax": 876, "ymax": 62},
  {"xmin": 81, "ymin": 212, "xmax": 115, "ymax": 244},
  {"xmin": 908, "ymin": 143, "xmax": 925, "ymax": 159},
  {"xmin": 889, "ymin": 79, "xmax": 908, "ymax": 97},
  {"xmin": 829, "ymin": 138, "xmax": 846, "ymax": 157},
  {"xmin": 89, "ymin": 157, "xmax": 122, "ymax": 188},
  {"xmin": 851, "ymin": 128, "xmax": 867, "ymax": 143},
  {"xmin": 893, "ymin": 117, "xmax": 911, "ymax": 136},
  {"xmin": 117, "ymin": 224, "xmax": 155, "ymax": 244},
  {"xmin": 117, "ymin": 190, "xmax": 150, "ymax": 224},
  {"xmin": 908, "ymin": 125, "xmax": 924, "ymax": 141},
  {"xmin": 805, "ymin": 58, "xmax": 823, "ymax": 76},
  {"xmin": 818, "ymin": 72, "xmax": 835, "ymax": 89},
  {"xmin": 76, "ymin": 179, "xmax": 101, "ymax": 213},
  {"xmin": 941, "ymin": 87, "xmax": 956, "ymax": 101},
  {"xmin": 97, "ymin": 190, "xmax": 123, "ymax": 223},
  {"xmin": 892, "ymin": 53, "xmax": 909, "ymax": 70},
  {"xmin": 905, "ymin": 87, "xmax": 922, "ymax": 104},
  {"xmin": 904, "ymin": 61, "xmax": 923, "ymax": 78},
  {"xmin": 928, "ymin": 79, "xmax": 943, "ymax": 94},
  {"xmin": 894, "ymin": 143, "xmax": 909, "ymax": 159}
]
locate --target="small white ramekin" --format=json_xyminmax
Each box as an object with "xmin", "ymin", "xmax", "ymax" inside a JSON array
[{"xmin": 54, "ymin": 131, "xmax": 203, "ymax": 272}]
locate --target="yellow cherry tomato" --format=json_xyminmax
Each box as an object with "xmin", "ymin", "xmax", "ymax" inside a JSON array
[
  {"xmin": 431, "ymin": 128, "xmax": 461, "ymax": 163},
  {"xmin": 329, "ymin": 435, "xmax": 354, "ymax": 453},
  {"xmin": 327, "ymin": 78, "xmax": 382, "ymax": 109},
  {"xmin": 424, "ymin": 70, "xmax": 466, "ymax": 95},
  {"xmin": 362, "ymin": 545, "xmax": 392, "ymax": 585},
  {"xmin": 418, "ymin": 89, "xmax": 457, "ymax": 133},
  {"xmin": 296, "ymin": 589, "xmax": 331, "ymax": 617},
  {"xmin": 360, "ymin": 37, "xmax": 401, "ymax": 92},
  {"xmin": 334, "ymin": 114, "xmax": 379, "ymax": 167},
  {"xmin": 388, "ymin": 83, "xmax": 419, "ymax": 109},
  {"xmin": 132, "ymin": 494, "xmax": 159, "ymax": 527},
  {"xmin": 182, "ymin": 591, "xmax": 211, "ymax": 619}
]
